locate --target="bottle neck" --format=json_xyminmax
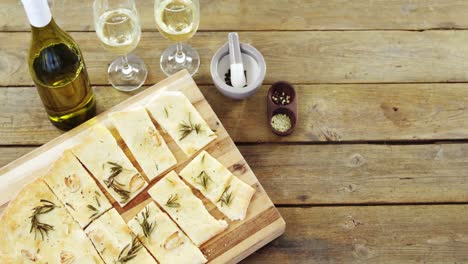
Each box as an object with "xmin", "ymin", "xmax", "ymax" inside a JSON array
[
  {"xmin": 22, "ymin": 0, "xmax": 52, "ymax": 28},
  {"xmin": 31, "ymin": 18, "xmax": 58, "ymax": 38}
]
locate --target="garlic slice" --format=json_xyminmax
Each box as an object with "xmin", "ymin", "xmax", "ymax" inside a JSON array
[
  {"xmin": 60, "ymin": 251, "xmax": 76, "ymax": 264},
  {"xmin": 21, "ymin": 249, "xmax": 38, "ymax": 262},
  {"xmin": 64, "ymin": 174, "xmax": 81, "ymax": 193},
  {"xmin": 129, "ymin": 174, "xmax": 145, "ymax": 193},
  {"xmin": 164, "ymin": 231, "xmax": 185, "ymax": 250},
  {"xmin": 147, "ymin": 127, "xmax": 161, "ymax": 146}
]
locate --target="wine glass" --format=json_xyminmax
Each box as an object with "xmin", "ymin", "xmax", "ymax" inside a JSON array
[
  {"xmin": 93, "ymin": 0, "xmax": 147, "ymax": 91},
  {"xmin": 154, "ymin": 0, "xmax": 200, "ymax": 76}
]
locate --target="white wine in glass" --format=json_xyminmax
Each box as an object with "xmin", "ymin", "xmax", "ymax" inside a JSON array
[
  {"xmin": 155, "ymin": 0, "xmax": 200, "ymax": 76},
  {"xmin": 94, "ymin": 0, "xmax": 147, "ymax": 91}
]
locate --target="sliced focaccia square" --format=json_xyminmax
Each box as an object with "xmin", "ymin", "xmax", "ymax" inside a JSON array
[
  {"xmin": 0, "ymin": 179, "xmax": 104, "ymax": 263},
  {"xmin": 72, "ymin": 124, "xmax": 148, "ymax": 206},
  {"xmin": 179, "ymin": 151, "xmax": 232, "ymax": 202},
  {"xmin": 215, "ymin": 176, "xmax": 256, "ymax": 221},
  {"xmin": 128, "ymin": 202, "xmax": 207, "ymax": 264},
  {"xmin": 43, "ymin": 150, "xmax": 112, "ymax": 228},
  {"xmin": 109, "ymin": 107, "xmax": 177, "ymax": 181},
  {"xmin": 85, "ymin": 208, "xmax": 157, "ymax": 264},
  {"xmin": 180, "ymin": 151, "xmax": 255, "ymax": 221},
  {"xmin": 146, "ymin": 91, "xmax": 216, "ymax": 156},
  {"xmin": 148, "ymin": 171, "xmax": 228, "ymax": 246}
]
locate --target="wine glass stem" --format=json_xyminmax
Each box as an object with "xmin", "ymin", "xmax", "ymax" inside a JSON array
[
  {"xmin": 175, "ymin": 42, "xmax": 186, "ymax": 64},
  {"xmin": 121, "ymin": 54, "xmax": 134, "ymax": 77}
]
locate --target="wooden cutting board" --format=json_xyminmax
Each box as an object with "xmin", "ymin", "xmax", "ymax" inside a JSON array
[{"xmin": 0, "ymin": 70, "xmax": 285, "ymax": 264}]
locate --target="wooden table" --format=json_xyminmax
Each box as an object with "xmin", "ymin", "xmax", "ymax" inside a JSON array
[{"xmin": 1, "ymin": 0, "xmax": 468, "ymax": 263}]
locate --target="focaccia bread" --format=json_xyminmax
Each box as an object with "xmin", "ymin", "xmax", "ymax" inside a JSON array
[
  {"xmin": 179, "ymin": 151, "xmax": 232, "ymax": 203},
  {"xmin": 128, "ymin": 202, "xmax": 207, "ymax": 264},
  {"xmin": 216, "ymin": 175, "xmax": 256, "ymax": 221},
  {"xmin": 85, "ymin": 208, "xmax": 157, "ymax": 264},
  {"xmin": 0, "ymin": 180, "xmax": 104, "ymax": 263},
  {"xmin": 43, "ymin": 150, "xmax": 112, "ymax": 228},
  {"xmin": 109, "ymin": 107, "xmax": 177, "ymax": 181},
  {"xmin": 180, "ymin": 151, "xmax": 255, "ymax": 221},
  {"xmin": 148, "ymin": 171, "xmax": 228, "ymax": 246},
  {"xmin": 146, "ymin": 91, "xmax": 216, "ymax": 156},
  {"xmin": 72, "ymin": 124, "xmax": 148, "ymax": 206}
]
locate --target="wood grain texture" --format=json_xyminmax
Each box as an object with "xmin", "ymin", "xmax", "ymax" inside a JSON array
[
  {"xmin": 243, "ymin": 144, "xmax": 468, "ymax": 205},
  {"xmin": 2, "ymin": 0, "xmax": 468, "ymax": 31},
  {"xmin": 4, "ymin": 31, "xmax": 468, "ymax": 86},
  {"xmin": 0, "ymin": 71, "xmax": 285, "ymax": 263},
  {"xmin": 0, "ymin": 147, "xmax": 35, "ymax": 167},
  {"xmin": 243, "ymin": 206, "xmax": 468, "ymax": 263},
  {"xmin": 3, "ymin": 1, "xmax": 468, "ymax": 262},
  {"xmin": 3, "ymin": 143, "xmax": 468, "ymax": 205},
  {"xmin": 1, "ymin": 83, "xmax": 467, "ymax": 144}
]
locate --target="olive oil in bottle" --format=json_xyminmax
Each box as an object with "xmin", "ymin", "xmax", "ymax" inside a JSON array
[{"xmin": 22, "ymin": 0, "xmax": 96, "ymax": 130}]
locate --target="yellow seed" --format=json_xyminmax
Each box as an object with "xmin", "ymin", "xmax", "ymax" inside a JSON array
[{"xmin": 271, "ymin": 114, "xmax": 292, "ymax": 132}]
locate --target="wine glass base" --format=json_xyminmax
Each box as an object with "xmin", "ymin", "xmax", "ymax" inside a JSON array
[
  {"xmin": 160, "ymin": 43, "xmax": 200, "ymax": 76},
  {"xmin": 108, "ymin": 54, "xmax": 148, "ymax": 92}
]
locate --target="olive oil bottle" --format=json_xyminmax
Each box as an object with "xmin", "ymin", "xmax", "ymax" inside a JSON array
[{"xmin": 22, "ymin": 0, "xmax": 95, "ymax": 130}]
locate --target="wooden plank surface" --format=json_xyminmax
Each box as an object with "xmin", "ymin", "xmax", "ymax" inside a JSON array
[
  {"xmin": 244, "ymin": 143, "xmax": 468, "ymax": 204},
  {"xmin": 244, "ymin": 206, "xmax": 468, "ymax": 263},
  {"xmin": 4, "ymin": 31, "xmax": 468, "ymax": 86},
  {"xmin": 2, "ymin": 0, "xmax": 468, "ymax": 31},
  {"xmin": 0, "ymin": 147, "xmax": 35, "ymax": 168},
  {"xmin": 3, "ymin": 143, "xmax": 468, "ymax": 205},
  {"xmin": 2, "ymin": 0, "xmax": 468, "ymax": 263},
  {"xmin": 1, "ymin": 84, "xmax": 467, "ymax": 144}
]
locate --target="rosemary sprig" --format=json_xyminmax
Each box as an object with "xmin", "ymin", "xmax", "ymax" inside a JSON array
[
  {"xmin": 65, "ymin": 202, "xmax": 75, "ymax": 211},
  {"xmin": 164, "ymin": 107, "xmax": 169, "ymax": 118},
  {"xmin": 29, "ymin": 199, "xmax": 57, "ymax": 240},
  {"xmin": 95, "ymin": 195, "xmax": 101, "ymax": 207},
  {"xmin": 87, "ymin": 204, "xmax": 99, "ymax": 219},
  {"xmin": 178, "ymin": 113, "xmax": 202, "ymax": 141},
  {"xmin": 117, "ymin": 236, "xmax": 143, "ymax": 263},
  {"xmin": 166, "ymin": 178, "xmax": 175, "ymax": 185},
  {"xmin": 87, "ymin": 192, "xmax": 103, "ymax": 220},
  {"xmin": 107, "ymin": 181, "xmax": 131, "ymax": 204},
  {"xmin": 217, "ymin": 186, "xmax": 234, "ymax": 207},
  {"xmin": 103, "ymin": 162, "xmax": 131, "ymax": 203},
  {"xmin": 196, "ymin": 170, "xmax": 212, "ymax": 191},
  {"xmin": 138, "ymin": 206, "xmax": 156, "ymax": 238},
  {"xmin": 105, "ymin": 162, "xmax": 123, "ymax": 181},
  {"xmin": 165, "ymin": 194, "xmax": 180, "ymax": 208}
]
